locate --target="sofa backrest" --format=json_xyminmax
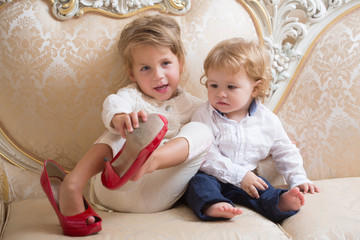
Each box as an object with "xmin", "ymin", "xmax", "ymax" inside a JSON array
[
  {"xmin": 276, "ymin": 5, "xmax": 360, "ymax": 180},
  {"xmin": 0, "ymin": 0, "xmax": 257, "ymax": 171},
  {"xmin": 1, "ymin": 0, "xmax": 359, "ymax": 182}
]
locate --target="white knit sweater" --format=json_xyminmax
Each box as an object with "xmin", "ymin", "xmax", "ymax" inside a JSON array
[{"xmin": 102, "ymin": 83, "xmax": 204, "ymax": 139}]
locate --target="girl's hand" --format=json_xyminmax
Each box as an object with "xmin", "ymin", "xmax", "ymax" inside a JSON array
[
  {"xmin": 297, "ymin": 183, "xmax": 320, "ymax": 194},
  {"xmin": 111, "ymin": 110, "xmax": 148, "ymax": 138},
  {"xmin": 241, "ymin": 171, "xmax": 268, "ymax": 199}
]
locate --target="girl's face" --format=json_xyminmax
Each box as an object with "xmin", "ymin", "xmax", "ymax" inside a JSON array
[
  {"xmin": 128, "ymin": 45, "xmax": 182, "ymax": 101},
  {"xmin": 206, "ymin": 66, "xmax": 259, "ymax": 122}
]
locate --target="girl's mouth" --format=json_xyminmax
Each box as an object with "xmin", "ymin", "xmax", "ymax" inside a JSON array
[{"xmin": 154, "ymin": 84, "xmax": 169, "ymax": 92}]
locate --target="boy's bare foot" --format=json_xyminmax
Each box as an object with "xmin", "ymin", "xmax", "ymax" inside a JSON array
[
  {"xmin": 204, "ymin": 202, "xmax": 243, "ymax": 219},
  {"xmin": 277, "ymin": 187, "xmax": 305, "ymax": 212}
]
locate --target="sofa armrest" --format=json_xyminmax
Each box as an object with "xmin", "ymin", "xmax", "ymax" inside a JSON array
[
  {"xmin": 0, "ymin": 200, "xmax": 5, "ymax": 238},
  {"xmin": 0, "ymin": 157, "xmax": 44, "ymax": 203}
]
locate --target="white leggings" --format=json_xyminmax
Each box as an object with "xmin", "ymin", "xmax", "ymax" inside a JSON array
[{"xmin": 90, "ymin": 122, "xmax": 212, "ymax": 213}]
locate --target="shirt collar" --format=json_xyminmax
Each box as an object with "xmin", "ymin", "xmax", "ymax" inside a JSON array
[{"xmin": 248, "ymin": 99, "xmax": 258, "ymax": 116}]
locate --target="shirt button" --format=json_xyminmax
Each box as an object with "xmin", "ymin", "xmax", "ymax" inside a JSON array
[{"xmin": 165, "ymin": 105, "xmax": 172, "ymax": 111}]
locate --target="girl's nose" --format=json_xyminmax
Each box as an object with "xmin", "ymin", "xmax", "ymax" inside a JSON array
[{"xmin": 153, "ymin": 67, "xmax": 165, "ymax": 80}]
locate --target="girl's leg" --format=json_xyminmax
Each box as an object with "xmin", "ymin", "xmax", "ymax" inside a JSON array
[
  {"xmin": 92, "ymin": 122, "xmax": 212, "ymax": 213},
  {"xmin": 59, "ymin": 143, "xmax": 112, "ymax": 220},
  {"xmin": 130, "ymin": 136, "xmax": 190, "ymax": 181}
]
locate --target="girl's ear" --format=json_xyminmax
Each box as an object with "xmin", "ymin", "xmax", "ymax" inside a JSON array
[
  {"xmin": 251, "ymin": 80, "xmax": 262, "ymax": 98},
  {"xmin": 179, "ymin": 61, "xmax": 184, "ymax": 75},
  {"xmin": 128, "ymin": 68, "xmax": 136, "ymax": 83}
]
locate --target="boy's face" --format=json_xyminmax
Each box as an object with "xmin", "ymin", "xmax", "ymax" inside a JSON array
[
  {"xmin": 207, "ymin": 66, "xmax": 258, "ymax": 121},
  {"xmin": 128, "ymin": 45, "xmax": 182, "ymax": 101}
]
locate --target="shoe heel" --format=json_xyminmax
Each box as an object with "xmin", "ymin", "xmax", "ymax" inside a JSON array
[
  {"xmin": 101, "ymin": 158, "xmax": 122, "ymax": 189},
  {"xmin": 40, "ymin": 159, "xmax": 102, "ymax": 236},
  {"xmin": 101, "ymin": 113, "xmax": 168, "ymax": 190}
]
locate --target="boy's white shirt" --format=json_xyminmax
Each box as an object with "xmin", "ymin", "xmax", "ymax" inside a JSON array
[{"xmin": 192, "ymin": 101, "xmax": 312, "ymax": 189}]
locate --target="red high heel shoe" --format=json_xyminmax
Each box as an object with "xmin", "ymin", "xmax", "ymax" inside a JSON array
[
  {"xmin": 101, "ymin": 113, "xmax": 168, "ymax": 190},
  {"xmin": 40, "ymin": 159, "xmax": 102, "ymax": 236}
]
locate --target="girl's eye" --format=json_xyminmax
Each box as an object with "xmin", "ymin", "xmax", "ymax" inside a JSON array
[
  {"xmin": 228, "ymin": 85, "xmax": 236, "ymax": 89},
  {"xmin": 141, "ymin": 66, "xmax": 150, "ymax": 71}
]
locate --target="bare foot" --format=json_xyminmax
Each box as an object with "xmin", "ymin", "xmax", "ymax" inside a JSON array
[
  {"xmin": 59, "ymin": 175, "xmax": 95, "ymax": 224},
  {"xmin": 278, "ymin": 187, "xmax": 305, "ymax": 212},
  {"xmin": 204, "ymin": 202, "xmax": 243, "ymax": 219}
]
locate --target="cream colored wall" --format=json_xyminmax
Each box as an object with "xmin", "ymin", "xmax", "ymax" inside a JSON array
[
  {"xmin": 277, "ymin": 6, "xmax": 360, "ymax": 180},
  {"xmin": 0, "ymin": 0, "xmax": 257, "ymax": 170}
]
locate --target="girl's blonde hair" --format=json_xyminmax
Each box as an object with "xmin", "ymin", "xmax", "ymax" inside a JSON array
[
  {"xmin": 118, "ymin": 15, "xmax": 186, "ymax": 83},
  {"xmin": 201, "ymin": 38, "xmax": 271, "ymax": 102}
]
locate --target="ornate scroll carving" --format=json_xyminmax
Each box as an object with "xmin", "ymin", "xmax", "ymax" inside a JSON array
[
  {"xmin": 50, "ymin": 0, "xmax": 190, "ymax": 20},
  {"xmin": 0, "ymin": 128, "xmax": 43, "ymax": 173},
  {"xmin": 241, "ymin": 0, "xmax": 359, "ymax": 109},
  {"xmin": 0, "ymin": 0, "xmax": 12, "ymax": 9}
]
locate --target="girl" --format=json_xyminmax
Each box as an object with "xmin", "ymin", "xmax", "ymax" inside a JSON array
[
  {"xmin": 41, "ymin": 14, "xmax": 212, "ymax": 236},
  {"xmin": 184, "ymin": 38, "xmax": 319, "ymax": 223}
]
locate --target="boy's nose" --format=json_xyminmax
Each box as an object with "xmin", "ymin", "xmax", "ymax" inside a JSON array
[{"xmin": 217, "ymin": 89, "xmax": 226, "ymax": 97}]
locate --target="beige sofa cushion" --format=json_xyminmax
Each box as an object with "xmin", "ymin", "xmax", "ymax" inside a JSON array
[
  {"xmin": 1, "ymin": 198, "xmax": 290, "ymax": 240},
  {"xmin": 3, "ymin": 177, "xmax": 360, "ymax": 239},
  {"xmin": 282, "ymin": 177, "xmax": 360, "ymax": 239}
]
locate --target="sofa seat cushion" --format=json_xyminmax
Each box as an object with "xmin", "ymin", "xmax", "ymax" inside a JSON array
[
  {"xmin": 282, "ymin": 177, "xmax": 360, "ymax": 240},
  {"xmin": 1, "ymin": 198, "xmax": 289, "ymax": 240}
]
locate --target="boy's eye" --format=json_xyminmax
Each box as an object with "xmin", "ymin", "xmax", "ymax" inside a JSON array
[
  {"xmin": 162, "ymin": 61, "xmax": 171, "ymax": 66},
  {"xmin": 209, "ymin": 84, "xmax": 218, "ymax": 88},
  {"xmin": 228, "ymin": 85, "xmax": 236, "ymax": 89}
]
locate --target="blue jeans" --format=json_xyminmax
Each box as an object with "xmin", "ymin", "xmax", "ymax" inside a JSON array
[{"xmin": 184, "ymin": 172, "xmax": 298, "ymax": 223}]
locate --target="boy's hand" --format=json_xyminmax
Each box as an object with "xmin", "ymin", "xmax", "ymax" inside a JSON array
[
  {"xmin": 111, "ymin": 110, "xmax": 148, "ymax": 138},
  {"xmin": 297, "ymin": 183, "xmax": 320, "ymax": 194},
  {"xmin": 241, "ymin": 171, "xmax": 268, "ymax": 199}
]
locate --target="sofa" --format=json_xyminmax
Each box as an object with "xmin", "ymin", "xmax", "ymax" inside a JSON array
[{"xmin": 1, "ymin": 0, "xmax": 360, "ymax": 239}]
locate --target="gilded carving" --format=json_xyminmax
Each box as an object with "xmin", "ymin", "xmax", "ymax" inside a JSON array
[
  {"xmin": 50, "ymin": 0, "xmax": 190, "ymax": 20},
  {"xmin": 241, "ymin": 0, "xmax": 359, "ymax": 109}
]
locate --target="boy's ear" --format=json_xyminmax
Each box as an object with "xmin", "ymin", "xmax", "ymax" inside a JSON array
[{"xmin": 251, "ymin": 80, "xmax": 262, "ymax": 97}]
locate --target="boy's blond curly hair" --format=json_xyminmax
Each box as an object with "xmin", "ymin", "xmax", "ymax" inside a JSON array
[{"xmin": 201, "ymin": 38, "xmax": 271, "ymax": 102}]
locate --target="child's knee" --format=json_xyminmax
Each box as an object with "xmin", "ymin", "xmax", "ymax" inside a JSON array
[{"xmin": 176, "ymin": 122, "xmax": 212, "ymax": 160}]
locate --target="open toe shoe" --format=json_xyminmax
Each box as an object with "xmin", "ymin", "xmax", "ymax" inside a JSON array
[{"xmin": 40, "ymin": 159, "xmax": 102, "ymax": 236}]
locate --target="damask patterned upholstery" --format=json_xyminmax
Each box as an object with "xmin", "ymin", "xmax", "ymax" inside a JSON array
[
  {"xmin": 277, "ymin": 7, "xmax": 360, "ymax": 181},
  {"xmin": 0, "ymin": 0, "xmax": 256, "ymax": 171}
]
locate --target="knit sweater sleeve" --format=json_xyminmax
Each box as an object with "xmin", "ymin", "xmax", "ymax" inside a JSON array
[{"xmin": 102, "ymin": 86, "xmax": 136, "ymax": 135}]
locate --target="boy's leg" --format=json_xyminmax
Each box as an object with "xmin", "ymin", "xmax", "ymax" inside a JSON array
[
  {"xmin": 92, "ymin": 122, "xmax": 213, "ymax": 213},
  {"xmin": 184, "ymin": 172, "xmax": 235, "ymax": 221},
  {"xmin": 225, "ymin": 177, "xmax": 298, "ymax": 223}
]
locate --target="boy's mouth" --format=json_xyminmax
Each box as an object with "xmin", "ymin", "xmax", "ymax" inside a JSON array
[{"xmin": 217, "ymin": 101, "xmax": 229, "ymax": 106}]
